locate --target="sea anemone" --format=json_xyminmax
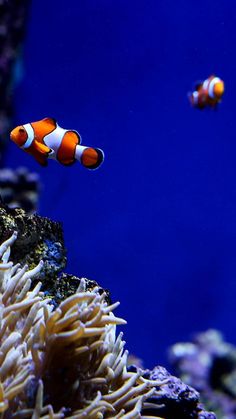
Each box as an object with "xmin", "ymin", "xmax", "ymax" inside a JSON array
[{"xmin": 0, "ymin": 232, "xmax": 166, "ymax": 418}]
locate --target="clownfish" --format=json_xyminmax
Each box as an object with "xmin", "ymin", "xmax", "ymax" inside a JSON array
[
  {"xmin": 10, "ymin": 118, "xmax": 104, "ymax": 169},
  {"xmin": 188, "ymin": 75, "xmax": 224, "ymax": 109}
]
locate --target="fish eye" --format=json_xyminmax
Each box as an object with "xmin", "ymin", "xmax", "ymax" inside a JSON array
[{"xmin": 19, "ymin": 128, "xmax": 25, "ymax": 133}]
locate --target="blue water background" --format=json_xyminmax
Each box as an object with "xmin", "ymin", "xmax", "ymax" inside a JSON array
[{"xmin": 6, "ymin": 0, "xmax": 236, "ymax": 367}]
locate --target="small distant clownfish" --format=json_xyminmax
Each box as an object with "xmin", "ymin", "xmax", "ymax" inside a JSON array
[
  {"xmin": 10, "ymin": 118, "xmax": 104, "ymax": 169},
  {"xmin": 188, "ymin": 75, "xmax": 224, "ymax": 109}
]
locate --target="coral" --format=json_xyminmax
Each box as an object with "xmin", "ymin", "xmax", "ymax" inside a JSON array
[
  {"xmin": 0, "ymin": 203, "xmax": 110, "ymax": 304},
  {"xmin": 0, "ymin": 203, "xmax": 66, "ymax": 284},
  {"xmin": 0, "ymin": 167, "xmax": 40, "ymax": 214},
  {"xmin": 169, "ymin": 329, "xmax": 236, "ymax": 419},
  {"xmin": 0, "ymin": 232, "xmax": 216, "ymax": 418},
  {"xmin": 0, "ymin": 202, "xmax": 112, "ymax": 306},
  {"xmin": 128, "ymin": 365, "xmax": 216, "ymax": 419}
]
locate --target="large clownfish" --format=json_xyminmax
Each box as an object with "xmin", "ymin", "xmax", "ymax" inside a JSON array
[
  {"xmin": 188, "ymin": 75, "xmax": 224, "ymax": 109},
  {"xmin": 10, "ymin": 118, "xmax": 104, "ymax": 169}
]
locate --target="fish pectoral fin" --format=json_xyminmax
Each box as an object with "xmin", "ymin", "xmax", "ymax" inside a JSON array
[
  {"xmin": 194, "ymin": 80, "xmax": 203, "ymax": 91},
  {"xmin": 34, "ymin": 140, "xmax": 51, "ymax": 155},
  {"xmin": 34, "ymin": 153, "xmax": 48, "ymax": 167}
]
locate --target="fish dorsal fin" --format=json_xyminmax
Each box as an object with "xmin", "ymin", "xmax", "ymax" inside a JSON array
[
  {"xmin": 34, "ymin": 140, "xmax": 51, "ymax": 155},
  {"xmin": 194, "ymin": 81, "xmax": 203, "ymax": 91},
  {"xmin": 42, "ymin": 117, "xmax": 57, "ymax": 128},
  {"xmin": 69, "ymin": 130, "xmax": 82, "ymax": 145},
  {"xmin": 34, "ymin": 153, "xmax": 48, "ymax": 167}
]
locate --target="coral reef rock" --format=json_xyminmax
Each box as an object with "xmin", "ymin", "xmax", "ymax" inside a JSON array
[
  {"xmin": 46, "ymin": 273, "xmax": 111, "ymax": 307},
  {"xmin": 128, "ymin": 365, "xmax": 216, "ymax": 418},
  {"xmin": 0, "ymin": 203, "xmax": 66, "ymax": 283},
  {"xmin": 169, "ymin": 329, "xmax": 236, "ymax": 419}
]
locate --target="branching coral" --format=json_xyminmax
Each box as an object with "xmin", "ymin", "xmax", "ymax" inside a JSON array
[{"xmin": 0, "ymin": 233, "xmax": 168, "ymax": 418}]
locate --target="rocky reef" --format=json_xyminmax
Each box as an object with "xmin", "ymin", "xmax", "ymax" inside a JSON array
[
  {"xmin": 128, "ymin": 365, "xmax": 216, "ymax": 418},
  {"xmin": 0, "ymin": 202, "xmax": 66, "ymax": 286},
  {"xmin": 169, "ymin": 329, "xmax": 236, "ymax": 419},
  {"xmin": 0, "ymin": 202, "xmax": 110, "ymax": 307}
]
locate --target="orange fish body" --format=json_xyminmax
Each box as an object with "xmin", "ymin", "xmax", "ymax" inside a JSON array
[
  {"xmin": 189, "ymin": 75, "xmax": 224, "ymax": 109},
  {"xmin": 10, "ymin": 118, "xmax": 104, "ymax": 169}
]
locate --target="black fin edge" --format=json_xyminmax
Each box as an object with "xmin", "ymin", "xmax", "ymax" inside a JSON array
[{"xmin": 87, "ymin": 148, "xmax": 104, "ymax": 170}]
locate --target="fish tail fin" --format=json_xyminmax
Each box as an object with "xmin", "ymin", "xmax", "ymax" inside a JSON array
[{"xmin": 75, "ymin": 145, "xmax": 104, "ymax": 169}]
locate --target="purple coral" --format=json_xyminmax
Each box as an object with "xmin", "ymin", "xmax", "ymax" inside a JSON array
[
  {"xmin": 128, "ymin": 365, "xmax": 216, "ymax": 418},
  {"xmin": 169, "ymin": 329, "xmax": 236, "ymax": 418}
]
